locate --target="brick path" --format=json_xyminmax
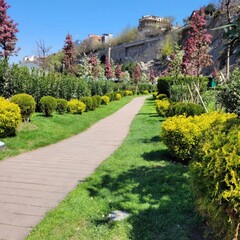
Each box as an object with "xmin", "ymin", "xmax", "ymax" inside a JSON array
[{"xmin": 0, "ymin": 96, "xmax": 146, "ymax": 240}]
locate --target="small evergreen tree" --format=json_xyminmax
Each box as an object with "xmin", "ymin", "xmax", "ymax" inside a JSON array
[
  {"xmin": 115, "ymin": 64, "xmax": 122, "ymax": 80},
  {"xmin": 62, "ymin": 34, "xmax": 76, "ymax": 74},
  {"xmin": 0, "ymin": 0, "xmax": 19, "ymax": 59},
  {"xmin": 104, "ymin": 59, "xmax": 113, "ymax": 79}
]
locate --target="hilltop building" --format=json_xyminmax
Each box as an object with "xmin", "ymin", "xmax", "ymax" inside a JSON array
[{"xmin": 138, "ymin": 15, "xmax": 172, "ymax": 37}]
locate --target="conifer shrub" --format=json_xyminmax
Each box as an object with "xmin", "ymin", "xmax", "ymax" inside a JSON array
[
  {"xmin": 67, "ymin": 99, "xmax": 86, "ymax": 114},
  {"xmin": 161, "ymin": 112, "xmax": 237, "ymax": 162},
  {"xmin": 10, "ymin": 93, "xmax": 36, "ymax": 122},
  {"xmin": 190, "ymin": 118, "xmax": 240, "ymax": 240},
  {"xmin": 101, "ymin": 95, "xmax": 110, "ymax": 105},
  {"xmin": 125, "ymin": 90, "xmax": 133, "ymax": 96},
  {"xmin": 115, "ymin": 93, "xmax": 122, "ymax": 101},
  {"xmin": 56, "ymin": 98, "xmax": 68, "ymax": 114},
  {"xmin": 166, "ymin": 102, "xmax": 205, "ymax": 117},
  {"xmin": 91, "ymin": 96, "xmax": 98, "ymax": 110},
  {"xmin": 92, "ymin": 95, "xmax": 102, "ymax": 107},
  {"xmin": 0, "ymin": 97, "xmax": 21, "ymax": 137},
  {"xmin": 155, "ymin": 99, "xmax": 170, "ymax": 117},
  {"xmin": 80, "ymin": 97, "xmax": 93, "ymax": 111},
  {"xmin": 39, "ymin": 96, "xmax": 57, "ymax": 117},
  {"xmin": 106, "ymin": 92, "xmax": 115, "ymax": 101}
]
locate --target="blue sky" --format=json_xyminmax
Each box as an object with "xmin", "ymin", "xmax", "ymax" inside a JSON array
[{"xmin": 8, "ymin": 0, "xmax": 214, "ymax": 63}]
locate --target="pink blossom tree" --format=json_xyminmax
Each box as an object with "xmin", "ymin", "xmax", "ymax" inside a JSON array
[
  {"xmin": 0, "ymin": 0, "xmax": 19, "ymax": 60},
  {"xmin": 104, "ymin": 59, "xmax": 113, "ymax": 79},
  {"xmin": 62, "ymin": 34, "xmax": 76, "ymax": 73}
]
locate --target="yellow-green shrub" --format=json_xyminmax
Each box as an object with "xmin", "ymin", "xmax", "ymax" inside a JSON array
[
  {"xmin": 101, "ymin": 95, "xmax": 110, "ymax": 105},
  {"xmin": 10, "ymin": 93, "xmax": 36, "ymax": 122},
  {"xmin": 142, "ymin": 90, "xmax": 149, "ymax": 95},
  {"xmin": 152, "ymin": 91, "xmax": 158, "ymax": 99},
  {"xmin": 40, "ymin": 96, "xmax": 57, "ymax": 117},
  {"xmin": 190, "ymin": 118, "xmax": 240, "ymax": 239},
  {"xmin": 0, "ymin": 97, "xmax": 21, "ymax": 137},
  {"xmin": 155, "ymin": 99, "xmax": 170, "ymax": 117},
  {"xmin": 68, "ymin": 99, "xmax": 86, "ymax": 114},
  {"xmin": 161, "ymin": 112, "xmax": 237, "ymax": 162},
  {"xmin": 115, "ymin": 93, "xmax": 122, "ymax": 101},
  {"xmin": 125, "ymin": 90, "xmax": 133, "ymax": 96}
]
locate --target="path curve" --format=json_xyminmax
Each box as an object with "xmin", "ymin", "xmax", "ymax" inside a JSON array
[{"xmin": 0, "ymin": 96, "xmax": 146, "ymax": 240}]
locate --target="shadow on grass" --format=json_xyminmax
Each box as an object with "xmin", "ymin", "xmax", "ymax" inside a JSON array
[
  {"xmin": 86, "ymin": 163, "xmax": 205, "ymax": 240},
  {"xmin": 141, "ymin": 149, "xmax": 171, "ymax": 162},
  {"xmin": 142, "ymin": 135, "xmax": 162, "ymax": 143}
]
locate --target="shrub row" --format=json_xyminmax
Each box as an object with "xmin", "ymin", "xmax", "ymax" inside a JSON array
[{"xmin": 161, "ymin": 111, "xmax": 239, "ymax": 239}]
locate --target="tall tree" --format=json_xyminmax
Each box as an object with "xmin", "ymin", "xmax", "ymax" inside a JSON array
[
  {"xmin": 62, "ymin": 34, "xmax": 76, "ymax": 73},
  {"xmin": 182, "ymin": 7, "xmax": 213, "ymax": 111},
  {"xmin": 0, "ymin": 0, "xmax": 19, "ymax": 59},
  {"xmin": 104, "ymin": 59, "xmax": 113, "ymax": 79}
]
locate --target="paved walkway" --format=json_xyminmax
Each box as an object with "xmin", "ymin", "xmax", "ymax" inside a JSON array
[{"xmin": 0, "ymin": 96, "xmax": 146, "ymax": 240}]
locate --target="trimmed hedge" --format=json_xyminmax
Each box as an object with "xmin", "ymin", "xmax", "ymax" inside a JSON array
[
  {"xmin": 161, "ymin": 112, "xmax": 237, "ymax": 162},
  {"xmin": 166, "ymin": 102, "xmax": 205, "ymax": 117},
  {"xmin": 10, "ymin": 93, "xmax": 36, "ymax": 122},
  {"xmin": 155, "ymin": 99, "xmax": 170, "ymax": 117},
  {"xmin": 80, "ymin": 97, "xmax": 93, "ymax": 111},
  {"xmin": 0, "ymin": 97, "xmax": 21, "ymax": 137}
]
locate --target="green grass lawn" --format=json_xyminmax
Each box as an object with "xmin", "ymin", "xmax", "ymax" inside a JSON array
[
  {"xmin": 27, "ymin": 98, "xmax": 205, "ymax": 240},
  {"xmin": 0, "ymin": 96, "xmax": 133, "ymax": 161}
]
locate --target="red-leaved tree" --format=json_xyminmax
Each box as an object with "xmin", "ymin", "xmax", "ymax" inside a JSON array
[
  {"xmin": 182, "ymin": 8, "xmax": 213, "ymax": 77},
  {"xmin": 182, "ymin": 7, "xmax": 213, "ymax": 111},
  {"xmin": 104, "ymin": 59, "xmax": 113, "ymax": 79},
  {"xmin": 62, "ymin": 34, "xmax": 76, "ymax": 73},
  {"xmin": 0, "ymin": 0, "xmax": 19, "ymax": 59},
  {"xmin": 115, "ymin": 64, "xmax": 122, "ymax": 80},
  {"xmin": 133, "ymin": 65, "xmax": 142, "ymax": 94},
  {"xmin": 149, "ymin": 67, "xmax": 155, "ymax": 84}
]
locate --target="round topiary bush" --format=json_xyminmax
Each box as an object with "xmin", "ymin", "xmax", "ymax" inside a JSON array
[
  {"xmin": 56, "ymin": 98, "xmax": 68, "ymax": 114},
  {"xmin": 101, "ymin": 95, "xmax": 110, "ymax": 105},
  {"xmin": 80, "ymin": 97, "xmax": 93, "ymax": 111},
  {"xmin": 92, "ymin": 95, "xmax": 102, "ymax": 108},
  {"xmin": 10, "ymin": 93, "xmax": 36, "ymax": 122},
  {"xmin": 39, "ymin": 96, "xmax": 57, "ymax": 117},
  {"xmin": 68, "ymin": 99, "xmax": 86, "ymax": 114},
  {"xmin": 0, "ymin": 97, "xmax": 22, "ymax": 137},
  {"xmin": 115, "ymin": 93, "xmax": 122, "ymax": 101}
]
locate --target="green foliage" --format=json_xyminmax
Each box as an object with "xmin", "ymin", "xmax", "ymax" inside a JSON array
[
  {"xmin": 125, "ymin": 90, "xmax": 133, "ymax": 96},
  {"xmin": 218, "ymin": 68, "xmax": 240, "ymax": 116},
  {"xmin": 112, "ymin": 25, "xmax": 138, "ymax": 46},
  {"xmin": 56, "ymin": 98, "xmax": 68, "ymax": 114},
  {"xmin": 161, "ymin": 112, "xmax": 236, "ymax": 162},
  {"xmin": 106, "ymin": 92, "xmax": 115, "ymax": 102},
  {"xmin": 92, "ymin": 95, "xmax": 102, "ymax": 108},
  {"xmin": 39, "ymin": 96, "xmax": 57, "ymax": 117},
  {"xmin": 166, "ymin": 102, "xmax": 205, "ymax": 117},
  {"xmin": 67, "ymin": 99, "xmax": 86, "ymax": 114},
  {"xmin": 155, "ymin": 99, "xmax": 170, "ymax": 117},
  {"xmin": 191, "ymin": 118, "xmax": 240, "ymax": 239},
  {"xmin": 101, "ymin": 95, "xmax": 110, "ymax": 105},
  {"xmin": 157, "ymin": 78, "xmax": 171, "ymax": 97},
  {"xmin": 80, "ymin": 97, "xmax": 93, "ymax": 111},
  {"xmin": 160, "ymin": 34, "xmax": 174, "ymax": 58},
  {"xmin": 156, "ymin": 93, "xmax": 168, "ymax": 100},
  {"xmin": 10, "ymin": 93, "xmax": 36, "ymax": 122},
  {"xmin": 115, "ymin": 93, "xmax": 122, "ymax": 101},
  {"xmin": 0, "ymin": 97, "xmax": 21, "ymax": 137},
  {"xmin": 138, "ymin": 83, "xmax": 155, "ymax": 93}
]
